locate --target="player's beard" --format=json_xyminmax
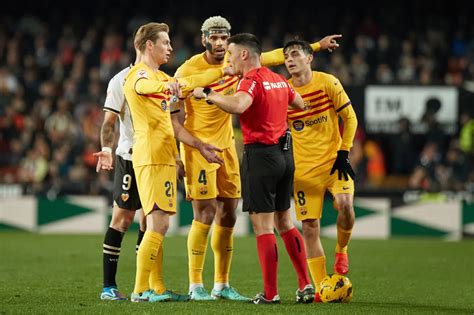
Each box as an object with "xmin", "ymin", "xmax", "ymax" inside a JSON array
[
  {"xmin": 207, "ymin": 46, "xmax": 225, "ymax": 63},
  {"xmin": 212, "ymin": 52, "xmax": 225, "ymax": 62}
]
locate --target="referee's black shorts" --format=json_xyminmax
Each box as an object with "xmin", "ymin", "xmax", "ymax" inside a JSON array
[{"xmin": 241, "ymin": 142, "xmax": 294, "ymax": 213}]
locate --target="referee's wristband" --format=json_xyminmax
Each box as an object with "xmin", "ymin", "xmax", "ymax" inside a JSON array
[{"xmin": 101, "ymin": 147, "xmax": 112, "ymax": 154}]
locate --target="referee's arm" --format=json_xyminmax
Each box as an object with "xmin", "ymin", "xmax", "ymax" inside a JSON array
[
  {"xmin": 195, "ymin": 88, "xmax": 252, "ymax": 114},
  {"xmin": 289, "ymin": 92, "xmax": 305, "ymax": 110}
]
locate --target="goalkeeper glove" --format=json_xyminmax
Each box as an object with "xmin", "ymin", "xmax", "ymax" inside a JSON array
[{"xmin": 330, "ymin": 150, "xmax": 355, "ymax": 181}]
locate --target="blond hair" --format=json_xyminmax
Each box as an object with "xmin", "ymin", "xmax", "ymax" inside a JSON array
[
  {"xmin": 134, "ymin": 22, "xmax": 169, "ymax": 52},
  {"xmin": 201, "ymin": 16, "xmax": 231, "ymax": 33}
]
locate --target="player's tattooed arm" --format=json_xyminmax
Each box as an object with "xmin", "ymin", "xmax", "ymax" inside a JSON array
[
  {"xmin": 100, "ymin": 111, "xmax": 118, "ymax": 148},
  {"xmin": 94, "ymin": 111, "xmax": 118, "ymax": 172}
]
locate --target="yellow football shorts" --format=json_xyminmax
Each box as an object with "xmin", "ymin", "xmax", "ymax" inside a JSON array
[
  {"xmin": 293, "ymin": 166, "xmax": 354, "ymax": 221},
  {"xmin": 134, "ymin": 164, "xmax": 177, "ymax": 216},
  {"xmin": 181, "ymin": 144, "xmax": 241, "ymax": 200}
]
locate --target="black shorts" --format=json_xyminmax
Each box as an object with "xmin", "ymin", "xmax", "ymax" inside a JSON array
[
  {"xmin": 241, "ymin": 142, "xmax": 294, "ymax": 213},
  {"xmin": 113, "ymin": 155, "xmax": 142, "ymax": 210}
]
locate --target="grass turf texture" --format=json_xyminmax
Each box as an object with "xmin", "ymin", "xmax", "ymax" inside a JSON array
[{"xmin": 0, "ymin": 233, "xmax": 473, "ymax": 314}]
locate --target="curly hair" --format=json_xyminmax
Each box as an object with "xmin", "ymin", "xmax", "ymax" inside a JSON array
[{"xmin": 201, "ymin": 16, "xmax": 231, "ymax": 33}]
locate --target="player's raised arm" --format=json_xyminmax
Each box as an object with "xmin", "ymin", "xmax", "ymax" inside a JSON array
[
  {"xmin": 134, "ymin": 72, "xmax": 169, "ymax": 94},
  {"xmin": 177, "ymin": 66, "xmax": 234, "ymax": 97},
  {"xmin": 261, "ymin": 34, "xmax": 342, "ymax": 67},
  {"xmin": 317, "ymin": 34, "xmax": 342, "ymax": 53}
]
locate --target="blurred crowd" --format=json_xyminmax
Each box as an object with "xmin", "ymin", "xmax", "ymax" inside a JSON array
[
  {"xmin": 0, "ymin": 0, "xmax": 473, "ymax": 196},
  {"xmin": 348, "ymin": 113, "xmax": 474, "ymax": 192}
]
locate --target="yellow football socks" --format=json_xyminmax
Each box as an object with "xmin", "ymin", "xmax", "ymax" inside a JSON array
[
  {"xmin": 335, "ymin": 226, "xmax": 352, "ymax": 254},
  {"xmin": 134, "ymin": 230, "xmax": 163, "ymax": 294},
  {"xmin": 307, "ymin": 255, "xmax": 327, "ymax": 290},
  {"xmin": 188, "ymin": 220, "xmax": 211, "ymax": 285},
  {"xmin": 211, "ymin": 224, "xmax": 233, "ymax": 284},
  {"xmin": 149, "ymin": 243, "xmax": 166, "ymax": 294}
]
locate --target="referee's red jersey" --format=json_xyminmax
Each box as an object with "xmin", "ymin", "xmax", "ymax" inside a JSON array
[{"xmin": 236, "ymin": 67, "xmax": 296, "ymax": 145}]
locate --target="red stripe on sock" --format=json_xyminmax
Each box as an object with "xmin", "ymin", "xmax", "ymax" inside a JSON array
[
  {"xmin": 281, "ymin": 228, "xmax": 311, "ymax": 290},
  {"xmin": 256, "ymin": 233, "xmax": 278, "ymax": 299}
]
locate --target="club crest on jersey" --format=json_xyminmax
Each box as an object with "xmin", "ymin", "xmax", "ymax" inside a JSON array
[
  {"xmin": 168, "ymin": 198, "xmax": 174, "ymax": 208},
  {"xmin": 137, "ymin": 70, "xmax": 148, "ymax": 79},
  {"xmin": 293, "ymin": 120, "xmax": 305, "ymax": 131},
  {"xmin": 199, "ymin": 186, "xmax": 208, "ymax": 195},
  {"xmin": 121, "ymin": 193, "xmax": 129, "ymax": 202}
]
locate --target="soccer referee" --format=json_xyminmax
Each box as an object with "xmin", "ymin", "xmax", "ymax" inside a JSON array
[{"xmin": 193, "ymin": 33, "xmax": 314, "ymax": 304}]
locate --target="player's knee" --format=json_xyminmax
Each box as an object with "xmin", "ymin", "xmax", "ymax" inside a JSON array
[
  {"xmin": 160, "ymin": 221, "xmax": 169, "ymax": 234},
  {"xmin": 110, "ymin": 214, "xmax": 134, "ymax": 232},
  {"xmin": 252, "ymin": 225, "xmax": 273, "ymax": 236},
  {"xmin": 302, "ymin": 219, "xmax": 320, "ymax": 239},
  {"xmin": 139, "ymin": 216, "xmax": 146, "ymax": 231},
  {"xmin": 275, "ymin": 217, "xmax": 293, "ymax": 234},
  {"xmin": 217, "ymin": 208, "xmax": 236, "ymax": 223},
  {"xmin": 195, "ymin": 207, "xmax": 216, "ymax": 225},
  {"xmin": 147, "ymin": 219, "xmax": 169, "ymax": 234},
  {"xmin": 251, "ymin": 221, "xmax": 273, "ymax": 236},
  {"xmin": 335, "ymin": 199, "xmax": 353, "ymax": 214}
]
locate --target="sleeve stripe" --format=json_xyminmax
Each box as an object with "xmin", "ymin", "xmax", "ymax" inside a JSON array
[
  {"xmin": 213, "ymin": 77, "xmax": 239, "ymax": 92},
  {"xmin": 104, "ymin": 107, "xmax": 120, "ymax": 114},
  {"xmin": 336, "ymin": 101, "xmax": 351, "ymax": 112},
  {"xmin": 143, "ymin": 94, "xmax": 167, "ymax": 100},
  {"xmin": 301, "ymin": 90, "xmax": 323, "ymax": 98},
  {"xmin": 288, "ymin": 105, "xmax": 333, "ymax": 120},
  {"xmin": 170, "ymin": 109, "xmax": 180, "ymax": 114},
  {"xmin": 208, "ymin": 75, "xmax": 235, "ymax": 88}
]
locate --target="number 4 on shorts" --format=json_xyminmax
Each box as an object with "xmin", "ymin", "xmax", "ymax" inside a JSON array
[{"xmin": 198, "ymin": 170, "xmax": 207, "ymax": 185}]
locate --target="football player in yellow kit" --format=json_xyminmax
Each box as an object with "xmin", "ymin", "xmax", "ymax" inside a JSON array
[
  {"xmin": 284, "ymin": 39, "xmax": 357, "ymax": 301},
  {"xmin": 124, "ymin": 22, "xmax": 232, "ymax": 303}
]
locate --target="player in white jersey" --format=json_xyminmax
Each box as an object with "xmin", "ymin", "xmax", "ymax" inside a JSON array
[{"xmin": 94, "ymin": 64, "xmax": 146, "ymax": 301}]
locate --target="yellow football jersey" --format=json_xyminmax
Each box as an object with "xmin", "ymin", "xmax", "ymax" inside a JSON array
[
  {"xmin": 176, "ymin": 53, "xmax": 238, "ymax": 149},
  {"xmin": 124, "ymin": 62, "xmax": 178, "ymax": 167},
  {"xmin": 288, "ymin": 71, "xmax": 356, "ymax": 174}
]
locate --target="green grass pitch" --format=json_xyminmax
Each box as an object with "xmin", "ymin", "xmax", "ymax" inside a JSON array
[{"xmin": 0, "ymin": 232, "xmax": 473, "ymax": 314}]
